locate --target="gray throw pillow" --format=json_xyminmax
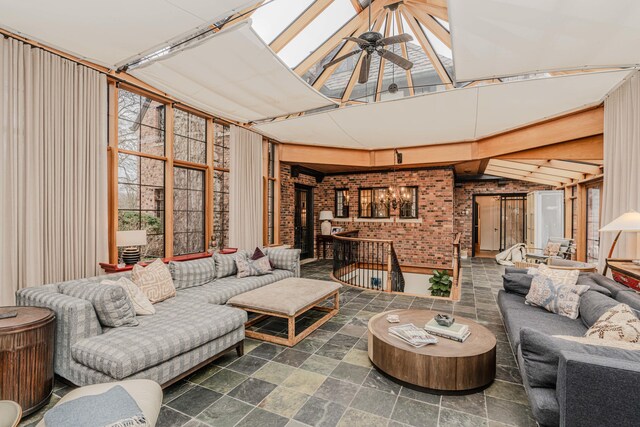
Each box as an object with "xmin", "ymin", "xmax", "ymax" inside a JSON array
[
  {"xmin": 169, "ymin": 257, "xmax": 216, "ymax": 289},
  {"xmin": 265, "ymin": 248, "xmax": 301, "ymax": 271},
  {"xmin": 579, "ymin": 290, "xmax": 620, "ymax": 328},
  {"xmin": 504, "ymin": 267, "xmax": 529, "ymax": 275},
  {"xmin": 60, "ymin": 281, "xmax": 138, "ymax": 327},
  {"xmin": 502, "ymin": 273, "xmax": 532, "ymax": 296},
  {"xmin": 214, "ymin": 251, "xmax": 247, "ymax": 278},
  {"xmin": 519, "ymin": 327, "xmax": 640, "ymax": 388},
  {"xmin": 576, "ymin": 276, "xmax": 612, "ymax": 297}
]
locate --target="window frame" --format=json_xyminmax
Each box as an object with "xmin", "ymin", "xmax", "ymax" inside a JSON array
[
  {"xmin": 398, "ymin": 186, "xmax": 419, "ymax": 219},
  {"xmin": 358, "ymin": 187, "xmax": 390, "ymax": 219},
  {"xmin": 334, "ymin": 188, "xmax": 350, "ymax": 218}
]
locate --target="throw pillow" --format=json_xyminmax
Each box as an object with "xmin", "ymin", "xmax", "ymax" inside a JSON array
[
  {"xmin": 525, "ymin": 275, "xmax": 590, "ymax": 319},
  {"xmin": 579, "ymin": 290, "xmax": 619, "ymax": 328},
  {"xmin": 101, "ymin": 277, "xmax": 155, "ymax": 316},
  {"xmin": 538, "ymin": 264, "xmax": 580, "ymax": 286},
  {"xmin": 502, "ymin": 273, "xmax": 533, "ymax": 296},
  {"xmin": 59, "ymin": 281, "xmax": 138, "ymax": 327},
  {"xmin": 543, "ymin": 242, "xmax": 562, "ymax": 256},
  {"xmin": 251, "ymin": 247, "xmax": 276, "ymax": 268},
  {"xmin": 169, "ymin": 257, "xmax": 216, "ymax": 289},
  {"xmin": 519, "ymin": 327, "xmax": 640, "ymax": 388},
  {"xmin": 265, "ymin": 248, "xmax": 301, "ymax": 272},
  {"xmin": 131, "ymin": 259, "xmax": 176, "ymax": 303},
  {"xmin": 585, "ymin": 303, "xmax": 640, "ymax": 343},
  {"xmin": 214, "ymin": 251, "xmax": 246, "ymax": 278},
  {"xmin": 236, "ymin": 253, "xmax": 273, "ymax": 278}
]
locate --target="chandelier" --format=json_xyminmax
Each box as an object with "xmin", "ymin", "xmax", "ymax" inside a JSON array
[{"xmin": 377, "ymin": 149, "xmax": 412, "ymax": 211}]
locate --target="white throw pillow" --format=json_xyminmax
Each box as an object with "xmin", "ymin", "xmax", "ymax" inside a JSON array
[
  {"xmin": 102, "ymin": 277, "xmax": 155, "ymax": 315},
  {"xmin": 537, "ymin": 264, "xmax": 579, "ymax": 286},
  {"xmin": 585, "ymin": 303, "xmax": 640, "ymax": 343},
  {"xmin": 131, "ymin": 259, "xmax": 176, "ymax": 304}
]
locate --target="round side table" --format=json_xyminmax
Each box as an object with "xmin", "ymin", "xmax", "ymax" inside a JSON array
[{"xmin": 0, "ymin": 306, "xmax": 55, "ymax": 416}]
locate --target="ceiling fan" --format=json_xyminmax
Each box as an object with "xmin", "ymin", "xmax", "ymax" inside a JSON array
[{"xmin": 322, "ymin": 2, "xmax": 414, "ymax": 84}]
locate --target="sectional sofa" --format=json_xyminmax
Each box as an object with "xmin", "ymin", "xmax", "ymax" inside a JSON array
[
  {"xmin": 16, "ymin": 248, "xmax": 301, "ymax": 388},
  {"xmin": 499, "ymin": 268, "xmax": 640, "ymax": 427}
]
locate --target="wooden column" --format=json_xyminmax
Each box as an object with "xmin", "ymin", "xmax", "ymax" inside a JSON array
[
  {"xmin": 206, "ymin": 119, "xmax": 215, "ymax": 249},
  {"xmin": 107, "ymin": 81, "xmax": 119, "ymax": 264},
  {"xmin": 164, "ymin": 104, "xmax": 175, "ymax": 257},
  {"xmin": 576, "ymin": 183, "xmax": 587, "ymax": 262}
]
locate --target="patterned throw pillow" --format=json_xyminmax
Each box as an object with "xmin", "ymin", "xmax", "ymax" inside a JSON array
[
  {"xmin": 236, "ymin": 253, "xmax": 273, "ymax": 278},
  {"xmin": 102, "ymin": 277, "xmax": 155, "ymax": 316},
  {"xmin": 265, "ymin": 248, "xmax": 301, "ymax": 272},
  {"xmin": 60, "ymin": 281, "xmax": 138, "ymax": 327},
  {"xmin": 543, "ymin": 242, "xmax": 562, "ymax": 256},
  {"xmin": 537, "ymin": 264, "xmax": 579, "ymax": 286},
  {"xmin": 525, "ymin": 275, "xmax": 590, "ymax": 319},
  {"xmin": 251, "ymin": 247, "xmax": 276, "ymax": 268},
  {"xmin": 214, "ymin": 251, "xmax": 246, "ymax": 278},
  {"xmin": 169, "ymin": 257, "xmax": 216, "ymax": 289},
  {"xmin": 585, "ymin": 303, "xmax": 640, "ymax": 343},
  {"xmin": 131, "ymin": 259, "xmax": 176, "ymax": 304}
]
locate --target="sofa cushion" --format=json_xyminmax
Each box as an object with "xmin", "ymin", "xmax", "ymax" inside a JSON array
[
  {"xmin": 498, "ymin": 291, "xmax": 587, "ymax": 348},
  {"xmin": 102, "ymin": 277, "xmax": 155, "ymax": 316},
  {"xmin": 525, "ymin": 275, "xmax": 589, "ymax": 319},
  {"xmin": 177, "ymin": 269, "xmax": 294, "ymax": 305},
  {"xmin": 579, "ymin": 290, "xmax": 620, "ymax": 328},
  {"xmin": 214, "ymin": 251, "xmax": 246, "ymax": 279},
  {"xmin": 60, "ymin": 281, "xmax": 138, "ymax": 328},
  {"xmin": 588, "ymin": 273, "xmax": 630, "ymax": 298},
  {"xmin": 71, "ymin": 298, "xmax": 247, "ymax": 380},
  {"xmin": 515, "ymin": 348, "xmax": 559, "ymax": 427},
  {"xmin": 503, "ymin": 273, "xmax": 533, "ymax": 296},
  {"xmin": 585, "ymin": 303, "xmax": 640, "ymax": 343},
  {"xmin": 265, "ymin": 248, "xmax": 301, "ymax": 272},
  {"xmin": 616, "ymin": 290, "xmax": 640, "ymax": 311},
  {"xmin": 169, "ymin": 257, "xmax": 216, "ymax": 289},
  {"xmin": 131, "ymin": 259, "xmax": 176, "ymax": 303},
  {"xmin": 519, "ymin": 327, "xmax": 640, "ymax": 388}
]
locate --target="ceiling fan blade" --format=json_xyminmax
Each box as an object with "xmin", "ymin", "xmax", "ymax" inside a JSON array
[
  {"xmin": 323, "ymin": 49, "xmax": 362, "ymax": 68},
  {"xmin": 378, "ymin": 49, "xmax": 413, "ymax": 70},
  {"xmin": 377, "ymin": 33, "xmax": 413, "ymax": 46},
  {"xmin": 358, "ymin": 53, "xmax": 372, "ymax": 84},
  {"xmin": 344, "ymin": 36, "xmax": 369, "ymax": 46}
]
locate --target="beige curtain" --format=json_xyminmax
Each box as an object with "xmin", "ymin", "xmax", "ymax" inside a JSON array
[
  {"xmin": 0, "ymin": 37, "xmax": 108, "ymax": 305},
  {"xmin": 599, "ymin": 70, "xmax": 640, "ymax": 272},
  {"xmin": 229, "ymin": 125, "xmax": 263, "ymax": 250}
]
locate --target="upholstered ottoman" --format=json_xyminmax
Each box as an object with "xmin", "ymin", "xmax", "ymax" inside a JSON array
[
  {"xmin": 36, "ymin": 380, "xmax": 162, "ymax": 427},
  {"xmin": 228, "ymin": 278, "xmax": 341, "ymax": 346}
]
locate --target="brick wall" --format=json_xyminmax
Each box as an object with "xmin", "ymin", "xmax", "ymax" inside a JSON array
[
  {"xmin": 279, "ymin": 165, "xmax": 456, "ymax": 268},
  {"xmin": 453, "ymin": 180, "xmax": 552, "ymax": 254}
]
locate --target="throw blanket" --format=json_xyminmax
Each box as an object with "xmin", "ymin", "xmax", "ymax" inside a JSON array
[
  {"xmin": 495, "ymin": 243, "xmax": 526, "ymax": 266},
  {"xmin": 44, "ymin": 385, "xmax": 148, "ymax": 427}
]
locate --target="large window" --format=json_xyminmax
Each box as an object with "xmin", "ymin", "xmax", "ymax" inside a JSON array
[
  {"xmin": 359, "ymin": 188, "xmax": 390, "ymax": 218},
  {"xmin": 173, "ymin": 167, "xmax": 205, "ymax": 255},
  {"xmin": 266, "ymin": 141, "xmax": 277, "ymax": 245},
  {"xmin": 117, "ymin": 90, "xmax": 166, "ymax": 259},
  {"xmin": 335, "ymin": 188, "xmax": 349, "ymax": 218},
  {"xmin": 213, "ymin": 123, "xmax": 230, "ymax": 250}
]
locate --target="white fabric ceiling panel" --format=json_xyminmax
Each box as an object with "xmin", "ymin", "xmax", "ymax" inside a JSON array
[
  {"xmin": 449, "ymin": 0, "xmax": 640, "ymax": 81},
  {"xmin": 255, "ymin": 88, "xmax": 478, "ymax": 149},
  {"xmin": 131, "ymin": 22, "xmax": 336, "ymax": 123},
  {"xmin": 255, "ymin": 70, "xmax": 632, "ymax": 149},
  {"xmin": 475, "ymin": 70, "xmax": 633, "ymax": 138},
  {"xmin": 0, "ymin": 0, "xmax": 255, "ymax": 67}
]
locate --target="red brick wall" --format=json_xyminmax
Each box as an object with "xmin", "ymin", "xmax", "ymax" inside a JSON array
[
  {"xmin": 453, "ymin": 180, "xmax": 552, "ymax": 254},
  {"xmin": 279, "ymin": 165, "xmax": 456, "ymax": 268}
]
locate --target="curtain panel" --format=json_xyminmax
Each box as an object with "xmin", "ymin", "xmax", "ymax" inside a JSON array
[
  {"xmin": 600, "ymin": 71, "xmax": 640, "ymax": 272},
  {"xmin": 229, "ymin": 125, "xmax": 263, "ymax": 250},
  {"xmin": 0, "ymin": 37, "xmax": 108, "ymax": 305}
]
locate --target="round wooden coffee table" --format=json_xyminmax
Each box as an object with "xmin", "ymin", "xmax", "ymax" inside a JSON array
[{"xmin": 368, "ymin": 309, "xmax": 496, "ymax": 393}]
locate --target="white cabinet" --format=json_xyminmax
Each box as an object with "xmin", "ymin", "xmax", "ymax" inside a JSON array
[{"xmin": 525, "ymin": 191, "xmax": 565, "ymax": 249}]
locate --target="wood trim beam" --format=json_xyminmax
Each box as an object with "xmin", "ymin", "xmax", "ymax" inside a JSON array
[
  {"xmin": 484, "ymin": 169, "xmax": 562, "ymax": 187},
  {"xmin": 375, "ymin": 10, "xmax": 392, "ymax": 101},
  {"xmin": 485, "ymin": 165, "xmax": 571, "ymax": 184},
  {"xmin": 490, "ymin": 159, "xmax": 585, "ymax": 180},
  {"xmin": 406, "ymin": 4, "xmax": 451, "ymax": 48},
  {"xmin": 399, "ymin": 5, "xmax": 452, "ymax": 86},
  {"xmin": 350, "ymin": 0, "xmax": 364, "ymax": 12},
  {"xmin": 394, "ymin": 9, "xmax": 415, "ymax": 96},
  {"xmin": 270, "ymin": 0, "xmax": 335, "ymax": 53},
  {"xmin": 498, "ymin": 135, "xmax": 603, "ymax": 161},
  {"xmin": 164, "ymin": 105, "xmax": 175, "ymax": 258},
  {"xmin": 405, "ymin": 0, "xmax": 448, "ymax": 21},
  {"xmin": 107, "ymin": 82, "xmax": 119, "ymax": 264}
]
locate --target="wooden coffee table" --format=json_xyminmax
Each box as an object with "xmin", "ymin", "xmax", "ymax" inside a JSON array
[{"xmin": 368, "ymin": 309, "xmax": 496, "ymax": 393}]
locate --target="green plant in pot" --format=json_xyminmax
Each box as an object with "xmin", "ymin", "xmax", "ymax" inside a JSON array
[{"xmin": 429, "ymin": 270, "xmax": 452, "ymax": 297}]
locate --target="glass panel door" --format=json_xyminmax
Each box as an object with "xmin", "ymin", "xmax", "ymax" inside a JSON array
[{"xmin": 586, "ymin": 184, "xmax": 602, "ymax": 264}]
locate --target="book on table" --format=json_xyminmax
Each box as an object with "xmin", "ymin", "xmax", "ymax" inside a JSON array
[
  {"xmin": 424, "ymin": 319, "xmax": 470, "ymax": 341},
  {"xmin": 388, "ymin": 324, "xmax": 438, "ymax": 348}
]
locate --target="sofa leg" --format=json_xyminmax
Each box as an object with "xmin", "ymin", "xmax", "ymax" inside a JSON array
[{"xmin": 236, "ymin": 342, "xmax": 244, "ymax": 357}]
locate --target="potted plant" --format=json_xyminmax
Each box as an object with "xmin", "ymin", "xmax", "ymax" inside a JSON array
[{"xmin": 429, "ymin": 270, "xmax": 452, "ymax": 297}]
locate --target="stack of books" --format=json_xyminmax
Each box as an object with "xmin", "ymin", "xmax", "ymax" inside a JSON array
[
  {"xmin": 388, "ymin": 324, "xmax": 438, "ymax": 348},
  {"xmin": 424, "ymin": 319, "xmax": 471, "ymax": 342}
]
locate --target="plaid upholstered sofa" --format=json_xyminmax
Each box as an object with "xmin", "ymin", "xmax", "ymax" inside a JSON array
[{"xmin": 16, "ymin": 248, "xmax": 301, "ymax": 388}]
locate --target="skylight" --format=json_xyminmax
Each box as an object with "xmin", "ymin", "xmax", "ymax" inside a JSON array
[{"xmin": 251, "ymin": 0, "xmax": 315, "ymax": 45}]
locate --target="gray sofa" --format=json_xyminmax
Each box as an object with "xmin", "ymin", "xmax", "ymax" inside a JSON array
[
  {"xmin": 499, "ymin": 268, "xmax": 640, "ymax": 427},
  {"xmin": 16, "ymin": 248, "xmax": 301, "ymax": 388}
]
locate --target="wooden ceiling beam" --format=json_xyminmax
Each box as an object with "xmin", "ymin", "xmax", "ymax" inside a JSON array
[
  {"xmin": 485, "ymin": 169, "xmax": 562, "ymax": 187},
  {"xmin": 399, "ymin": 5, "xmax": 452, "ymax": 86},
  {"xmin": 395, "ymin": 9, "xmax": 415, "ymax": 96},
  {"xmin": 491, "ymin": 159, "xmax": 586, "ymax": 180},
  {"xmin": 270, "ymin": 0, "xmax": 335, "ymax": 53},
  {"xmin": 405, "ymin": 4, "xmax": 451, "ymax": 48},
  {"xmin": 350, "ymin": 0, "xmax": 364, "ymax": 12},
  {"xmin": 487, "ymin": 163, "xmax": 573, "ymax": 184},
  {"xmin": 375, "ymin": 10, "xmax": 392, "ymax": 101},
  {"xmin": 404, "ymin": 0, "xmax": 448, "ymax": 21}
]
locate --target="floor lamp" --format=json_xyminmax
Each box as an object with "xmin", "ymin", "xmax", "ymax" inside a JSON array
[{"xmin": 600, "ymin": 210, "xmax": 640, "ymax": 275}]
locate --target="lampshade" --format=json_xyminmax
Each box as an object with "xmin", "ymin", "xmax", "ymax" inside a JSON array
[
  {"xmin": 116, "ymin": 230, "xmax": 148, "ymax": 247},
  {"xmin": 600, "ymin": 210, "xmax": 640, "ymax": 232},
  {"xmin": 319, "ymin": 211, "xmax": 334, "ymax": 221}
]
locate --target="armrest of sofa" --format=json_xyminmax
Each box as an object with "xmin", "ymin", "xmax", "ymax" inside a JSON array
[
  {"xmin": 16, "ymin": 285, "xmax": 103, "ymax": 375},
  {"xmin": 557, "ymin": 350, "xmax": 640, "ymax": 427}
]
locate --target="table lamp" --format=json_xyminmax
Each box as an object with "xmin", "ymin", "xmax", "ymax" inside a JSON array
[
  {"xmin": 319, "ymin": 211, "xmax": 334, "ymax": 235},
  {"xmin": 600, "ymin": 210, "xmax": 640, "ymax": 274},
  {"xmin": 117, "ymin": 230, "xmax": 148, "ymax": 265}
]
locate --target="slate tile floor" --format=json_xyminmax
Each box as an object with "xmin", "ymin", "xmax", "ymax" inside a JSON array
[{"xmin": 20, "ymin": 258, "xmax": 536, "ymax": 427}]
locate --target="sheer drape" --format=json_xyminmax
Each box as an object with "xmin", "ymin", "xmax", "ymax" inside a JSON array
[
  {"xmin": 0, "ymin": 37, "xmax": 108, "ymax": 305},
  {"xmin": 229, "ymin": 125, "xmax": 263, "ymax": 250},
  {"xmin": 599, "ymin": 71, "xmax": 640, "ymax": 272}
]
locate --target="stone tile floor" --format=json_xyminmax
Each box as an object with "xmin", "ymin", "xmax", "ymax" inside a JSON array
[{"xmin": 20, "ymin": 258, "xmax": 536, "ymax": 427}]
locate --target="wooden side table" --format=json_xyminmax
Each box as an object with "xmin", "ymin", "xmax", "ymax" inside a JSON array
[
  {"xmin": 607, "ymin": 259, "xmax": 640, "ymax": 291},
  {"xmin": 0, "ymin": 306, "xmax": 55, "ymax": 416}
]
